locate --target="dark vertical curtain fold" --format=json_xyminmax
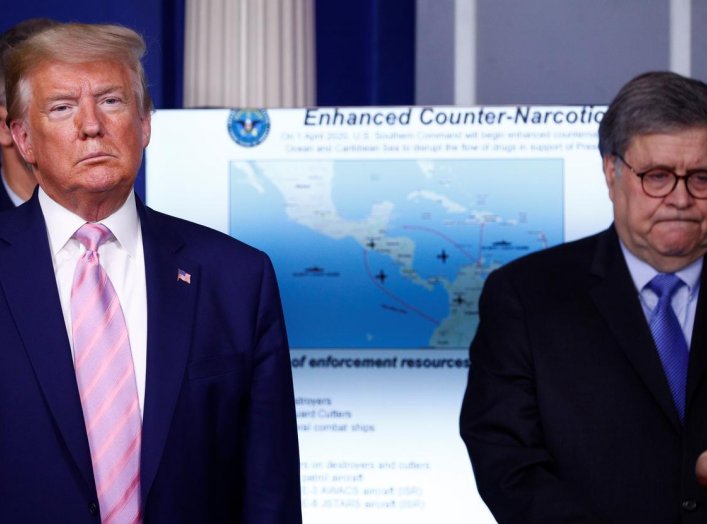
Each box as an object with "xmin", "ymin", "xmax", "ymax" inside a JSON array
[{"xmin": 315, "ymin": 0, "xmax": 415, "ymax": 106}]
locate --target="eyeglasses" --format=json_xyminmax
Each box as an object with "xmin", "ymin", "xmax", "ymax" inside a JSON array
[{"xmin": 614, "ymin": 153, "xmax": 707, "ymax": 199}]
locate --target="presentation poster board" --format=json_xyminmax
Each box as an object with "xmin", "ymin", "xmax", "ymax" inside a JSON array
[{"xmin": 146, "ymin": 105, "xmax": 611, "ymax": 523}]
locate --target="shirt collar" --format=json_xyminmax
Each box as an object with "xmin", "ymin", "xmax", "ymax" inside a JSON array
[
  {"xmin": 38, "ymin": 187, "xmax": 140, "ymax": 258},
  {"xmin": 620, "ymin": 240, "xmax": 703, "ymax": 295},
  {"xmin": 1, "ymin": 168, "xmax": 24, "ymax": 207}
]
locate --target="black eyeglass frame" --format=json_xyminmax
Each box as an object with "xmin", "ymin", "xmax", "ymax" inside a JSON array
[{"xmin": 613, "ymin": 153, "xmax": 707, "ymax": 199}]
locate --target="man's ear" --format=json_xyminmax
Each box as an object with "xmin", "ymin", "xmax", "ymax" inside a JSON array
[
  {"xmin": 10, "ymin": 119, "xmax": 35, "ymax": 164},
  {"xmin": 141, "ymin": 111, "xmax": 151, "ymax": 149},
  {"xmin": 0, "ymin": 106, "xmax": 12, "ymax": 147}
]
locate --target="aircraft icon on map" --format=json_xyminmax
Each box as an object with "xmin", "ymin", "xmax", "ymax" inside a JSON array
[
  {"xmin": 375, "ymin": 270, "xmax": 387, "ymax": 284},
  {"xmin": 437, "ymin": 249, "xmax": 449, "ymax": 263}
]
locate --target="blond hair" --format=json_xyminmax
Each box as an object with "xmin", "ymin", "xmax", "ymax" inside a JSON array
[{"xmin": 5, "ymin": 22, "xmax": 153, "ymax": 122}]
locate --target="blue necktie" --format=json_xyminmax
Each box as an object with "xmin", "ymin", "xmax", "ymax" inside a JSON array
[{"xmin": 646, "ymin": 273, "xmax": 689, "ymax": 422}]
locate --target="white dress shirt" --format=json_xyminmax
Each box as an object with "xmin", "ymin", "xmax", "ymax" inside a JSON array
[
  {"xmin": 621, "ymin": 241, "xmax": 701, "ymax": 348},
  {"xmin": 39, "ymin": 188, "xmax": 147, "ymax": 416}
]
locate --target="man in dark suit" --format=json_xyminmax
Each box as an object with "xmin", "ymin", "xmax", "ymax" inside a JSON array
[
  {"xmin": 0, "ymin": 19, "xmax": 57, "ymax": 211},
  {"xmin": 460, "ymin": 72, "xmax": 707, "ymax": 523},
  {"xmin": 0, "ymin": 22, "xmax": 301, "ymax": 523}
]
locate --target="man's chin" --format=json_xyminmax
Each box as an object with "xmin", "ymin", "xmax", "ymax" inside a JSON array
[
  {"xmin": 651, "ymin": 222, "xmax": 703, "ymax": 246},
  {"xmin": 73, "ymin": 173, "xmax": 135, "ymax": 195},
  {"xmin": 652, "ymin": 238, "xmax": 707, "ymax": 260}
]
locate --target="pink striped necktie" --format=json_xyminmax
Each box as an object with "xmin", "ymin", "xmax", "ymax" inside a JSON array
[{"xmin": 71, "ymin": 223, "xmax": 142, "ymax": 524}]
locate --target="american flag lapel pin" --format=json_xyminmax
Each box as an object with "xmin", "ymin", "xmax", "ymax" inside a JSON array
[{"xmin": 177, "ymin": 268, "xmax": 191, "ymax": 284}]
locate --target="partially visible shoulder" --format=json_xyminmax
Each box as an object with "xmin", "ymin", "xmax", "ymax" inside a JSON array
[
  {"xmin": 141, "ymin": 205, "xmax": 269, "ymax": 266},
  {"xmin": 488, "ymin": 227, "xmax": 613, "ymax": 285}
]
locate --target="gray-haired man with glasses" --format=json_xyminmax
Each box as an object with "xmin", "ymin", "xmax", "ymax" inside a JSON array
[{"xmin": 461, "ymin": 71, "xmax": 707, "ymax": 523}]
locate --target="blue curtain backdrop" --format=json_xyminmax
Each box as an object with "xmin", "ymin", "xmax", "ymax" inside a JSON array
[
  {"xmin": 315, "ymin": 0, "xmax": 415, "ymax": 106},
  {"xmin": 2, "ymin": 0, "xmax": 414, "ymax": 197}
]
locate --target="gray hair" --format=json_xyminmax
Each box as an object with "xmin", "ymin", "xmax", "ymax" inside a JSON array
[
  {"xmin": 598, "ymin": 71, "xmax": 707, "ymax": 158},
  {"xmin": 4, "ymin": 22, "xmax": 153, "ymax": 122}
]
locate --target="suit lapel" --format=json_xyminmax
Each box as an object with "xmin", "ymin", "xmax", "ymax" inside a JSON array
[
  {"xmin": 588, "ymin": 227, "xmax": 683, "ymax": 431},
  {"xmin": 136, "ymin": 201, "xmax": 199, "ymax": 505},
  {"xmin": 685, "ymin": 263, "xmax": 707, "ymax": 414},
  {"xmin": 0, "ymin": 196, "xmax": 96, "ymax": 492}
]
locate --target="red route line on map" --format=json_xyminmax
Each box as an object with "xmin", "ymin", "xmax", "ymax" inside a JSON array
[
  {"xmin": 404, "ymin": 223, "xmax": 550, "ymax": 263},
  {"xmin": 364, "ymin": 220, "xmax": 548, "ymax": 324},
  {"xmin": 402, "ymin": 223, "xmax": 484, "ymax": 265},
  {"xmin": 362, "ymin": 249, "xmax": 440, "ymax": 325}
]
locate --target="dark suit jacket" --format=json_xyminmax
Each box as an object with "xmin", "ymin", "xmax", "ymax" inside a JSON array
[
  {"xmin": 0, "ymin": 180, "xmax": 15, "ymax": 211},
  {"xmin": 460, "ymin": 226, "xmax": 707, "ymax": 524},
  {"xmin": 0, "ymin": 193, "xmax": 302, "ymax": 523}
]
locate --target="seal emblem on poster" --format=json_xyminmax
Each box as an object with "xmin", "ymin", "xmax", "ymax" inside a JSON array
[{"xmin": 228, "ymin": 108, "xmax": 271, "ymax": 147}]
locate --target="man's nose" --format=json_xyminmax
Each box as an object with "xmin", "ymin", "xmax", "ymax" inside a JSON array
[
  {"xmin": 77, "ymin": 102, "xmax": 104, "ymax": 138},
  {"xmin": 664, "ymin": 175, "xmax": 693, "ymax": 207}
]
